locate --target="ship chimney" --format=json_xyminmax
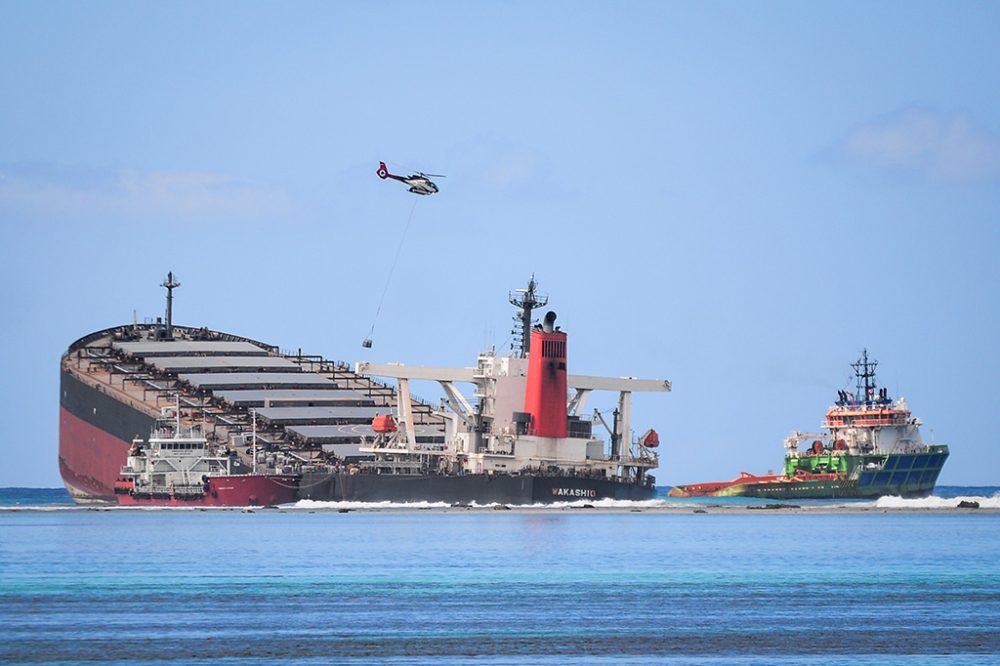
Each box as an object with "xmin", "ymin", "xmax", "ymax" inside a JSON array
[{"xmin": 523, "ymin": 311, "xmax": 567, "ymax": 438}]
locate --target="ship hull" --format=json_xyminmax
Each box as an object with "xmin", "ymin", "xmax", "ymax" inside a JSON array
[
  {"xmin": 299, "ymin": 471, "xmax": 656, "ymax": 504},
  {"xmin": 59, "ymin": 370, "xmax": 157, "ymax": 504},
  {"xmin": 116, "ymin": 475, "xmax": 300, "ymax": 507},
  {"xmin": 670, "ymin": 448, "xmax": 949, "ymax": 499}
]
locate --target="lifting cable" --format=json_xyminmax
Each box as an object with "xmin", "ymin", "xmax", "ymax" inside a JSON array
[{"xmin": 363, "ymin": 197, "xmax": 419, "ymax": 347}]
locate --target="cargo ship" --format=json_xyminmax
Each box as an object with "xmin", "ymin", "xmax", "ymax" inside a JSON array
[
  {"xmin": 669, "ymin": 351, "xmax": 948, "ymax": 499},
  {"xmin": 59, "ymin": 272, "xmax": 448, "ymax": 505},
  {"xmin": 60, "ymin": 274, "xmax": 670, "ymax": 505},
  {"xmin": 298, "ymin": 283, "xmax": 670, "ymax": 503}
]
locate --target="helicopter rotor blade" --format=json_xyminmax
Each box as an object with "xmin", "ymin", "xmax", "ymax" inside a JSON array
[{"xmin": 419, "ymin": 173, "xmax": 446, "ymax": 178}]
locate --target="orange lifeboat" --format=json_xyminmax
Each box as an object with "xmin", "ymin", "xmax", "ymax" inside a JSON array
[{"xmin": 372, "ymin": 414, "xmax": 398, "ymax": 433}]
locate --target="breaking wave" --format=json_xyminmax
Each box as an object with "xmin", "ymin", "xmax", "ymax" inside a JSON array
[
  {"xmin": 292, "ymin": 498, "xmax": 677, "ymax": 511},
  {"xmin": 507, "ymin": 498, "xmax": 675, "ymax": 509},
  {"xmin": 294, "ymin": 499, "xmax": 453, "ymax": 510},
  {"xmin": 874, "ymin": 492, "xmax": 1000, "ymax": 509}
]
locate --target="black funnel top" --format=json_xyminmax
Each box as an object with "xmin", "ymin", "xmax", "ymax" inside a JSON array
[{"xmin": 542, "ymin": 311, "xmax": 557, "ymax": 333}]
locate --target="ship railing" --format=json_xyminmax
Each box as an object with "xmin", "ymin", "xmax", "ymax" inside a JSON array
[
  {"xmin": 178, "ymin": 395, "xmax": 203, "ymax": 409},
  {"xmin": 826, "ymin": 417, "xmax": 908, "ymax": 427},
  {"xmin": 286, "ymin": 354, "xmax": 443, "ymax": 423},
  {"xmin": 66, "ymin": 323, "xmax": 279, "ymax": 355}
]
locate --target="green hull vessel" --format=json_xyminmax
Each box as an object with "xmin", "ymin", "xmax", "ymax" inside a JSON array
[
  {"xmin": 686, "ymin": 447, "xmax": 950, "ymax": 499},
  {"xmin": 670, "ymin": 351, "xmax": 948, "ymax": 500}
]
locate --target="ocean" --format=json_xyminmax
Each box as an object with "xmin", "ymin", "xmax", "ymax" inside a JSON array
[{"xmin": 2, "ymin": 487, "xmax": 998, "ymax": 665}]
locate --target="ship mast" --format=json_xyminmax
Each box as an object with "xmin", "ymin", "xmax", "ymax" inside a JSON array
[
  {"xmin": 161, "ymin": 271, "xmax": 181, "ymax": 340},
  {"xmin": 851, "ymin": 349, "xmax": 878, "ymax": 403},
  {"xmin": 251, "ymin": 408, "xmax": 258, "ymax": 474},
  {"xmin": 508, "ymin": 274, "xmax": 547, "ymax": 358}
]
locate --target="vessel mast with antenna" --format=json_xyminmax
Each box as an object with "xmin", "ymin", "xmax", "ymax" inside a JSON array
[
  {"xmin": 852, "ymin": 348, "xmax": 878, "ymax": 403},
  {"xmin": 161, "ymin": 271, "xmax": 181, "ymax": 340},
  {"xmin": 509, "ymin": 274, "xmax": 547, "ymax": 358}
]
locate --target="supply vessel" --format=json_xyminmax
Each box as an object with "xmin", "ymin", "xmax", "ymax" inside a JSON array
[
  {"xmin": 669, "ymin": 351, "xmax": 948, "ymax": 499},
  {"xmin": 59, "ymin": 274, "xmax": 669, "ymax": 505},
  {"xmin": 113, "ymin": 400, "xmax": 298, "ymax": 507}
]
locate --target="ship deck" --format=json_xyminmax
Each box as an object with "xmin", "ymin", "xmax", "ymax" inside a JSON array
[{"xmin": 61, "ymin": 324, "xmax": 446, "ymax": 470}]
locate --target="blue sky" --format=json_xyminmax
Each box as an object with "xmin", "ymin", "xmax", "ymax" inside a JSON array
[{"xmin": 2, "ymin": 1, "xmax": 999, "ymax": 487}]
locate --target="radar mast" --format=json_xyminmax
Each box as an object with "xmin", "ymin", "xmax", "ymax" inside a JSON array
[
  {"xmin": 509, "ymin": 274, "xmax": 547, "ymax": 358},
  {"xmin": 851, "ymin": 348, "xmax": 878, "ymax": 403}
]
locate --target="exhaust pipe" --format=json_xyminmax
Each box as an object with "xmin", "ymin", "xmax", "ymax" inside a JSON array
[{"xmin": 542, "ymin": 311, "xmax": 557, "ymax": 333}]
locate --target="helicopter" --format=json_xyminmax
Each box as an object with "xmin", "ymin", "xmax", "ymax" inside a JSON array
[{"xmin": 376, "ymin": 161, "xmax": 443, "ymax": 195}]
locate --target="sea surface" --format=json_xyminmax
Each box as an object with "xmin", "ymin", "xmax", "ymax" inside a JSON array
[{"xmin": 1, "ymin": 487, "xmax": 999, "ymax": 665}]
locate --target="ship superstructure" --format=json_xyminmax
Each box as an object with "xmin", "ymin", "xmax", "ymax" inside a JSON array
[
  {"xmin": 670, "ymin": 351, "xmax": 948, "ymax": 499},
  {"xmin": 118, "ymin": 408, "xmax": 232, "ymax": 499},
  {"xmin": 297, "ymin": 281, "xmax": 671, "ymax": 503},
  {"xmin": 345, "ymin": 312, "xmax": 667, "ymax": 495}
]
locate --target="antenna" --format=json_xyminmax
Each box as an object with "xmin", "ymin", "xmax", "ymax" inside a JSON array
[
  {"xmin": 161, "ymin": 271, "xmax": 181, "ymax": 340},
  {"xmin": 508, "ymin": 274, "xmax": 547, "ymax": 358},
  {"xmin": 851, "ymin": 349, "xmax": 879, "ymax": 403}
]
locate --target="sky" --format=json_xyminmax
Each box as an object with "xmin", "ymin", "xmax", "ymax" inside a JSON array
[{"xmin": 1, "ymin": 1, "xmax": 999, "ymax": 487}]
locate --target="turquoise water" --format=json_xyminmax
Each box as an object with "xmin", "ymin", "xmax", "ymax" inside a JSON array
[{"xmin": 2, "ymin": 490, "xmax": 999, "ymax": 664}]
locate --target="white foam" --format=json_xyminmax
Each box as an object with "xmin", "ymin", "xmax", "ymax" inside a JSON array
[
  {"xmin": 292, "ymin": 497, "xmax": 678, "ymax": 511},
  {"xmin": 293, "ymin": 499, "xmax": 453, "ymax": 510},
  {"xmin": 874, "ymin": 493, "xmax": 1000, "ymax": 509},
  {"xmin": 501, "ymin": 498, "xmax": 676, "ymax": 510}
]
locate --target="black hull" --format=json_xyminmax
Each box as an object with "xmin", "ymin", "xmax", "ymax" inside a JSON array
[
  {"xmin": 298, "ymin": 471, "xmax": 656, "ymax": 504},
  {"xmin": 61, "ymin": 370, "xmax": 157, "ymax": 445}
]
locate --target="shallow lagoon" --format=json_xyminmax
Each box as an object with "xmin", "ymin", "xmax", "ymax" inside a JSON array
[{"xmin": 2, "ymin": 495, "xmax": 999, "ymax": 664}]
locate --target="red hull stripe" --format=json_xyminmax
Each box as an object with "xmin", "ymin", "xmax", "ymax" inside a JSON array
[{"xmin": 58, "ymin": 407, "xmax": 131, "ymax": 500}]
